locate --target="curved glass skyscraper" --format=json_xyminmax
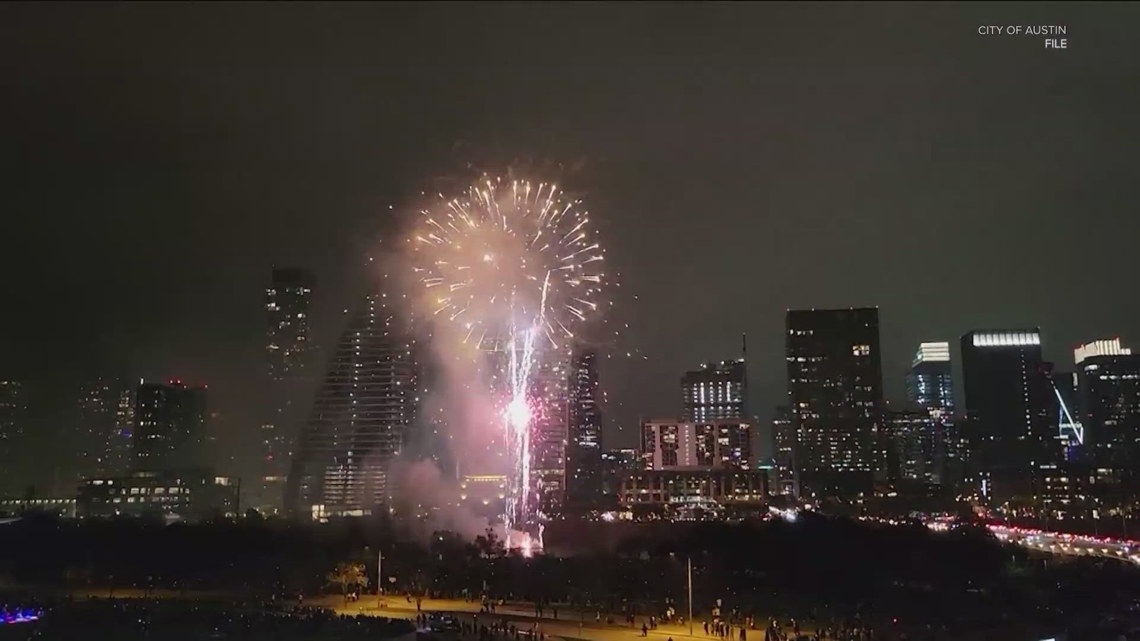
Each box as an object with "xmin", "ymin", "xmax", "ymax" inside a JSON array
[{"xmin": 285, "ymin": 292, "xmax": 417, "ymax": 519}]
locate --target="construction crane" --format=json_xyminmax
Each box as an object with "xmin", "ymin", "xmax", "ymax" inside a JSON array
[{"xmin": 1044, "ymin": 369, "xmax": 1084, "ymax": 447}]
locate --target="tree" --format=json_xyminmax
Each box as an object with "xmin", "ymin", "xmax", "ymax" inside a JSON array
[
  {"xmin": 474, "ymin": 527, "xmax": 506, "ymax": 559},
  {"xmin": 327, "ymin": 561, "xmax": 369, "ymax": 605}
]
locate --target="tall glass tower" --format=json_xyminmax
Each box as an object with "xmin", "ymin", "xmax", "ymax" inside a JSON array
[{"xmin": 285, "ymin": 291, "xmax": 417, "ymax": 519}]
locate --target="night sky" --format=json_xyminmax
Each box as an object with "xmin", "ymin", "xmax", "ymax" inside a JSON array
[{"xmin": 2, "ymin": 3, "xmax": 1138, "ymax": 484}]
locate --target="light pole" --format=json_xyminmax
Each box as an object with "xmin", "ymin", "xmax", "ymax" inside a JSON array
[
  {"xmin": 687, "ymin": 557, "xmax": 693, "ymax": 637},
  {"xmin": 376, "ymin": 550, "xmax": 383, "ymax": 610}
]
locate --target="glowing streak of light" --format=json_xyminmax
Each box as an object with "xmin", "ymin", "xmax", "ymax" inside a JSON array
[{"xmin": 411, "ymin": 176, "xmax": 607, "ymax": 552}]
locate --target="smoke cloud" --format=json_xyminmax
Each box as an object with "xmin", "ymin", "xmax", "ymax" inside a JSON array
[{"xmin": 374, "ymin": 201, "xmax": 511, "ymax": 544}]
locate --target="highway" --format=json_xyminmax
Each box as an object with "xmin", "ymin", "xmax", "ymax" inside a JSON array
[{"xmin": 860, "ymin": 515, "xmax": 1140, "ymax": 565}]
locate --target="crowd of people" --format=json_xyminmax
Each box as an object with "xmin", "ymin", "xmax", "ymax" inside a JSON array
[{"xmin": 0, "ymin": 598, "xmax": 415, "ymax": 640}]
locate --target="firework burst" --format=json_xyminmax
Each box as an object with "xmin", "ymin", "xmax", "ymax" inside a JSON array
[
  {"xmin": 411, "ymin": 175, "xmax": 606, "ymax": 547},
  {"xmin": 412, "ymin": 177, "xmax": 604, "ymax": 349}
]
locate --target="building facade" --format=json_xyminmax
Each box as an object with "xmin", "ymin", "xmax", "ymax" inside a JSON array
[
  {"xmin": 565, "ymin": 347, "xmax": 603, "ymax": 511},
  {"xmin": 618, "ymin": 468, "xmax": 768, "ymax": 518},
  {"xmin": 531, "ymin": 350, "xmax": 571, "ymax": 517},
  {"xmin": 261, "ymin": 268, "xmax": 315, "ymax": 512},
  {"xmin": 960, "ymin": 329, "xmax": 1058, "ymax": 501},
  {"xmin": 601, "ymin": 448, "xmax": 642, "ymax": 499},
  {"xmin": 76, "ymin": 378, "xmax": 136, "ymax": 479},
  {"xmin": 886, "ymin": 409, "xmax": 940, "ymax": 484},
  {"xmin": 1076, "ymin": 345, "xmax": 1140, "ymax": 468},
  {"xmin": 772, "ymin": 406, "xmax": 796, "ymax": 495},
  {"xmin": 785, "ymin": 308, "xmax": 884, "ymax": 497},
  {"xmin": 681, "ymin": 360, "xmax": 747, "ymax": 422},
  {"xmin": 641, "ymin": 419, "xmax": 753, "ymax": 470},
  {"xmin": 286, "ymin": 292, "xmax": 418, "ymax": 518},
  {"xmin": 105, "ymin": 386, "xmax": 136, "ymax": 476},
  {"xmin": 77, "ymin": 468, "xmax": 238, "ymax": 522},
  {"xmin": 131, "ymin": 380, "xmax": 208, "ymax": 472},
  {"xmin": 907, "ymin": 342, "xmax": 954, "ymax": 412}
]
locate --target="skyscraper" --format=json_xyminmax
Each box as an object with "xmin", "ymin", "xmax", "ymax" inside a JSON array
[
  {"xmin": 262, "ymin": 268, "xmax": 314, "ymax": 511},
  {"xmin": 105, "ymin": 386, "xmax": 135, "ymax": 475},
  {"xmin": 131, "ymin": 380, "xmax": 208, "ymax": 471},
  {"xmin": 565, "ymin": 347, "xmax": 602, "ymax": 511},
  {"xmin": 886, "ymin": 409, "xmax": 939, "ymax": 484},
  {"xmin": 906, "ymin": 342, "xmax": 954, "ymax": 412},
  {"xmin": 682, "ymin": 360, "xmax": 746, "ymax": 423},
  {"xmin": 286, "ymin": 292, "xmax": 417, "ymax": 519},
  {"xmin": 1075, "ymin": 340, "xmax": 1140, "ymax": 467},
  {"xmin": 267, "ymin": 268, "xmax": 314, "ymax": 381},
  {"xmin": 960, "ymin": 329, "xmax": 1057, "ymax": 500},
  {"xmin": 772, "ymin": 406, "xmax": 795, "ymax": 495},
  {"xmin": 904, "ymin": 341, "xmax": 955, "ymax": 486},
  {"xmin": 531, "ymin": 350, "xmax": 571, "ymax": 517},
  {"xmin": 785, "ymin": 308, "xmax": 884, "ymax": 497},
  {"xmin": 76, "ymin": 378, "xmax": 128, "ymax": 479}
]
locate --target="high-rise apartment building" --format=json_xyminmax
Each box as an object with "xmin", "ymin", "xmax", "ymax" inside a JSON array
[
  {"xmin": 531, "ymin": 350, "xmax": 571, "ymax": 517},
  {"xmin": 960, "ymin": 330, "xmax": 1057, "ymax": 500},
  {"xmin": 286, "ymin": 292, "xmax": 417, "ymax": 519},
  {"xmin": 262, "ymin": 268, "xmax": 314, "ymax": 512},
  {"xmin": 565, "ymin": 347, "xmax": 602, "ymax": 511},
  {"xmin": 1075, "ymin": 340, "xmax": 1140, "ymax": 468},
  {"xmin": 131, "ymin": 380, "xmax": 208, "ymax": 471},
  {"xmin": 76, "ymin": 378, "xmax": 129, "ymax": 479},
  {"xmin": 886, "ymin": 409, "xmax": 940, "ymax": 484},
  {"xmin": 267, "ymin": 268, "xmax": 314, "ymax": 380},
  {"xmin": 785, "ymin": 308, "xmax": 884, "ymax": 497},
  {"xmin": 641, "ymin": 419, "xmax": 753, "ymax": 470},
  {"xmin": 682, "ymin": 360, "xmax": 746, "ymax": 422},
  {"xmin": 907, "ymin": 342, "xmax": 954, "ymax": 412}
]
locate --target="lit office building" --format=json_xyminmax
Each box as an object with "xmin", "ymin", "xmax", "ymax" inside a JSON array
[
  {"xmin": 618, "ymin": 468, "xmax": 768, "ymax": 518},
  {"xmin": 682, "ymin": 359, "xmax": 746, "ymax": 422},
  {"xmin": 565, "ymin": 347, "xmax": 603, "ymax": 511},
  {"xmin": 1075, "ymin": 338, "xmax": 1132, "ymax": 365},
  {"xmin": 458, "ymin": 474, "xmax": 507, "ymax": 520},
  {"xmin": 262, "ymin": 268, "xmax": 315, "ymax": 512},
  {"xmin": 960, "ymin": 329, "xmax": 1057, "ymax": 501},
  {"xmin": 641, "ymin": 419, "xmax": 753, "ymax": 470},
  {"xmin": 103, "ymin": 386, "xmax": 135, "ymax": 476},
  {"xmin": 601, "ymin": 448, "xmax": 642, "ymax": 498},
  {"xmin": 286, "ymin": 291, "xmax": 418, "ymax": 519},
  {"xmin": 76, "ymin": 378, "xmax": 124, "ymax": 479},
  {"xmin": 531, "ymin": 350, "xmax": 571, "ymax": 516},
  {"xmin": 786, "ymin": 308, "xmax": 884, "ymax": 497},
  {"xmin": 907, "ymin": 342, "xmax": 954, "ymax": 412},
  {"xmin": 1076, "ymin": 340, "xmax": 1140, "ymax": 468},
  {"xmin": 887, "ymin": 410, "xmax": 939, "ymax": 484},
  {"xmin": 131, "ymin": 380, "xmax": 208, "ymax": 472},
  {"xmin": 772, "ymin": 406, "xmax": 796, "ymax": 495},
  {"xmin": 77, "ymin": 468, "xmax": 238, "ymax": 522}
]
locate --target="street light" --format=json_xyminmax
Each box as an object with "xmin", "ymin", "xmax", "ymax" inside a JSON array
[
  {"xmin": 376, "ymin": 549, "xmax": 383, "ymax": 610},
  {"xmin": 687, "ymin": 556, "xmax": 693, "ymax": 637}
]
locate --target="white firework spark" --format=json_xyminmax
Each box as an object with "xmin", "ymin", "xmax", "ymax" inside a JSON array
[{"xmin": 410, "ymin": 175, "xmax": 606, "ymax": 548}]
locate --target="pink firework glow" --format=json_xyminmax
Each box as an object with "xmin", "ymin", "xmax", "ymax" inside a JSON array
[{"xmin": 411, "ymin": 176, "xmax": 605, "ymax": 548}]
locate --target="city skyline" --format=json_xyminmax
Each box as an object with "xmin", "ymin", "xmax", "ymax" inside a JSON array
[{"xmin": 1, "ymin": 3, "xmax": 1138, "ymax": 490}]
